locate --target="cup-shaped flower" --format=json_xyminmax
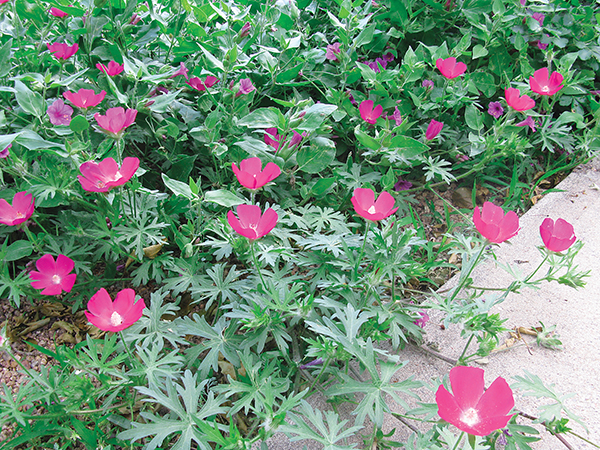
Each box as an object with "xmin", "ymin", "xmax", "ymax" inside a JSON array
[
  {"xmin": 47, "ymin": 99, "xmax": 73, "ymax": 126},
  {"xmin": 29, "ymin": 254, "xmax": 77, "ymax": 296},
  {"xmin": 232, "ymin": 157, "xmax": 281, "ymax": 190},
  {"xmin": 505, "ymin": 88, "xmax": 535, "ymax": 111},
  {"xmin": 532, "ymin": 12, "xmax": 545, "ymax": 26},
  {"xmin": 63, "ymin": 88, "xmax": 106, "ymax": 110},
  {"xmin": 473, "ymin": 201, "xmax": 519, "ymax": 243},
  {"xmin": 436, "ymin": 366, "xmax": 515, "ymax": 436},
  {"xmin": 85, "ymin": 288, "xmax": 146, "ymax": 332},
  {"xmin": 96, "ymin": 61, "xmax": 124, "ymax": 76},
  {"xmin": 540, "ymin": 218, "xmax": 576, "ymax": 252},
  {"xmin": 529, "ymin": 68, "xmax": 563, "ymax": 96},
  {"xmin": 0, "ymin": 0, "xmax": 10, "ymax": 4},
  {"xmin": 425, "ymin": 119, "xmax": 444, "ymax": 140},
  {"xmin": 227, "ymin": 204, "xmax": 278, "ymax": 240},
  {"xmin": 436, "ymin": 57, "xmax": 467, "ymax": 79},
  {"xmin": 50, "ymin": 7, "xmax": 68, "ymax": 17},
  {"xmin": 94, "ymin": 107, "xmax": 137, "ymax": 137},
  {"xmin": 47, "ymin": 42, "xmax": 78, "ymax": 60},
  {"xmin": 351, "ymin": 188, "xmax": 398, "ymax": 221},
  {"xmin": 204, "ymin": 76, "xmax": 219, "ymax": 88},
  {"xmin": 359, "ymin": 100, "xmax": 383, "ymax": 125},
  {"xmin": 236, "ymin": 78, "xmax": 255, "ymax": 97},
  {"xmin": 0, "ymin": 191, "xmax": 35, "ymax": 226},
  {"xmin": 78, "ymin": 157, "xmax": 140, "ymax": 192}
]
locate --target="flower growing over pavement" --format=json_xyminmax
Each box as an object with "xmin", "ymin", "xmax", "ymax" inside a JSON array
[
  {"xmin": 78, "ymin": 157, "xmax": 140, "ymax": 192},
  {"xmin": 425, "ymin": 119, "xmax": 444, "ymax": 140},
  {"xmin": 232, "ymin": 157, "xmax": 281, "ymax": 190},
  {"xmin": 529, "ymin": 67, "xmax": 563, "ymax": 96},
  {"xmin": 387, "ymin": 106, "xmax": 403, "ymax": 126},
  {"xmin": 540, "ymin": 218, "xmax": 576, "ymax": 252},
  {"xmin": 0, "ymin": 144, "xmax": 10, "ymax": 158},
  {"xmin": 436, "ymin": 57, "xmax": 467, "ymax": 79},
  {"xmin": 47, "ymin": 99, "xmax": 73, "ymax": 126},
  {"xmin": 50, "ymin": 7, "xmax": 68, "ymax": 17},
  {"xmin": 359, "ymin": 100, "xmax": 383, "ymax": 125},
  {"xmin": 96, "ymin": 61, "xmax": 124, "ymax": 76},
  {"xmin": 488, "ymin": 101, "xmax": 504, "ymax": 119},
  {"xmin": 29, "ymin": 254, "xmax": 77, "ymax": 296},
  {"xmin": 436, "ymin": 366, "xmax": 515, "ymax": 436},
  {"xmin": 325, "ymin": 42, "xmax": 341, "ymax": 61},
  {"xmin": 505, "ymin": 87, "xmax": 535, "ymax": 111},
  {"xmin": 94, "ymin": 107, "xmax": 137, "ymax": 137},
  {"xmin": 516, "ymin": 116, "xmax": 537, "ymax": 132},
  {"xmin": 47, "ymin": 42, "xmax": 78, "ymax": 60},
  {"xmin": 0, "ymin": 191, "xmax": 35, "ymax": 226},
  {"xmin": 236, "ymin": 78, "xmax": 255, "ymax": 97},
  {"xmin": 63, "ymin": 88, "xmax": 106, "ymax": 110},
  {"xmin": 85, "ymin": 288, "xmax": 146, "ymax": 332},
  {"xmin": 414, "ymin": 311, "xmax": 429, "ymax": 328},
  {"xmin": 351, "ymin": 188, "xmax": 398, "ymax": 222},
  {"xmin": 473, "ymin": 201, "xmax": 519, "ymax": 243},
  {"xmin": 170, "ymin": 62, "xmax": 189, "ymax": 79},
  {"xmin": 227, "ymin": 204, "xmax": 278, "ymax": 240}
]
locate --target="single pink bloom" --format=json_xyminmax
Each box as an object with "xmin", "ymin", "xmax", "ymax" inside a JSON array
[
  {"xmin": 529, "ymin": 67, "xmax": 563, "ymax": 96},
  {"xmin": 50, "ymin": 7, "xmax": 68, "ymax": 17},
  {"xmin": 351, "ymin": 188, "xmax": 398, "ymax": 222},
  {"xmin": 187, "ymin": 77, "xmax": 206, "ymax": 91},
  {"xmin": 325, "ymin": 42, "xmax": 341, "ymax": 61},
  {"xmin": 170, "ymin": 62, "xmax": 189, "ymax": 79},
  {"xmin": 236, "ymin": 78, "xmax": 255, "ymax": 97},
  {"xmin": 96, "ymin": 61, "xmax": 124, "ymax": 76},
  {"xmin": 436, "ymin": 366, "xmax": 515, "ymax": 436},
  {"xmin": 78, "ymin": 157, "xmax": 140, "ymax": 192},
  {"xmin": 435, "ymin": 57, "xmax": 467, "ymax": 79},
  {"xmin": 0, "ymin": 191, "xmax": 35, "ymax": 226},
  {"xmin": 425, "ymin": 119, "xmax": 444, "ymax": 140},
  {"xmin": 264, "ymin": 128, "xmax": 284, "ymax": 151},
  {"xmin": 29, "ymin": 254, "xmax": 77, "ymax": 296},
  {"xmin": 516, "ymin": 116, "xmax": 537, "ymax": 132},
  {"xmin": 47, "ymin": 42, "xmax": 78, "ymax": 60},
  {"xmin": 540, "ymin": 218, "xmax": 576, "ymax": 252},
  {"xmin": 0, "ymin": 144, "xmax": 11, "ymax": 159},
  {"xmin": 85, "ymin": 288, "xmax": 146, "ymax": 332},
  {"xmin": 387, "ymin": 106, "xmax": 403, "ymax": 126},
  {"xmin": 94, "ymin": 107, "xmax": 137, "ymax": 137},
  {"xmin": 227, "ymin": 204, "xmax": 278, "ymax": 240},
  {"xmin": 359, "ymin": 100, "xmax": 383, "ymax": 125},
  {"xmin": 505, "ymin": 87, "xmax": 535, "ymax": 111},
  {"xmin": 239, "ymin": 22, "xmax": 251, "ymax": 38},
  {"xmin": 204, "ymin": 76, "xmax": 219, "ymax": 88},
  {"xmin": 532, "ymin": 12, "xmax": 545, "ymax": 26},
  {"xmin": 47, "ymin": 99, "xmax": 73, "ymax": 126},
  {"xmin": 63, "ymin": 88, "xmax": 106, "ymax": 109},
  {"xmin": 232, "ymin": 157, "xmax": 281, "ymax": 190},
  {"xmin": 473, "ymin": 201, "xmax": 519, "ymax": 243}
]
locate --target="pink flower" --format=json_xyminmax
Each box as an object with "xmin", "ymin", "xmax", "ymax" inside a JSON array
[
  {"xmin": 170, "ymin": 62, "xmax": 189, "ymax": 79},
  {"xmin": 0, "ymin": 144, "xmax": 10, "ymax": 159},
  {"xmin": 436, "ymin": 57, "xmax": 467, "ymax": 79},
  {"xmin": 94, "ymin": 107, "xmax": 137, "ymax": 137},
  {"xmin": 129, "ymin": 13, "xmax": 141, "ymax": 25},
  {"xmin": 537, "ymin": 40, "xmax": 548, "ymax": 50},
  {"xmin": 436, "ymin": 366, "xmax": 515, "ymax": 436},
  {"xmin": 78, "ymin": 157, "xmax": 140, "ymax": 192},
  {"xmin": 232, "ymin": 157, "xmax": 281, "ymax": 190},
  {"xmin": 487, "ymin": 102, "xmax": 504, "ymax": 119},
  {"xmin": 473, "ymin": 202, "xmax": 519, "ymax": 243},
  {"xmin": 529, "ymin": 68, "xmax": 563, "ymax": 96},
  {"xmin": 359, "ymin": 100, "xmax": 383, "ymax": 125},
  {"xmin": 516, "ymin": 116, "xmax": 537, "ymax": 132},
  {"xmin": 0, "ymin": 191, "xmax": 35, "ymax": 226},
  {"xmin": 387, "ymin": 106, "xmax": 403, "ymax": 126},
  {"xmin": 47, "ymin": 99, "xmax": 73, "ymax": 126},
  {"xmin": 532, "ymin": 12, "xmax": 545, "ymax": 26},
  {"xmin": 227, "ymin": 204, "xmax": 278, "ymax": 240},
  {"xmin": 47, "ymin": 42, "xmax": 78, "ymax": 60},
  {"xmin": 50, "ymin": 7, "xmax": 68, "ymax": 17},
  {"xmin": 422, "ymin": 79, "xmax": 434, "ymax": 89},
  {"xmin": 290, "ymin": 130, "xmax": 306, "ymax": 146},
  {"xmin": 187, "ymin": 76, "xmax": 219, "ymax": 92},
  {"xmin": 236, "ymin": 78, "xmax": 255, "ymax": 97},
  {"xmin": 96, "ymin": 61, "xmax": 124, "ymax": 76},
  {"xmin": 425, "ymin": 119, "xmax": 444, "ymax": 140},
  {"xmin": 325, "ymin": 42, "xmax": 341, "ymax": 61},
  {"xmin": 505, "ymin": 87, "xmax": 535, "ymax": 111},
  {"xmin": 85, "ymin": 288, "xmax": 146, "ymax": 332},
  {"xmin": 29, "ymin": 254, "xmax": 77, "ymax": 296},
  {"xmin": 414, "ymin": 311, "xmax": 429, "ymax": 328},
  {"xmin": 351, "ymin": 188, "xmax": 398, "ymax": 222},
  {"xmin": 239, "ymin": 22, "xmax": 251, "ymax": 38},
  {"xmin": 540, "ymin": 218, "xmax": 576, "ymax": 252},
  {"xmin": 264, "ymin": 128, "xmax": 284, "ymax": 151},
  {"xmin": 63, "ymin": 88, "xmax": 106, "ymax": 109},
  {"xmin": 0, "ymin": 0, "xmax": 10, "ymax": 4}
]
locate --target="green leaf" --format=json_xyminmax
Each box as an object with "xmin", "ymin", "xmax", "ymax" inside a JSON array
[
  {"xmin": 200, "ymin": 45, "xmax": 224, "ymax": 71},
  {"xmin": 69, "ymin": 115, "xmax": 89, "ymax": 133},
  {"xmin": 4, "ymin": 240, "xmax": 33, "ymax": 262},
  {"xmin": 471, "ymin": 71, "xmax": 496, "ymax": 97},
  {"xmin": 162, "ymin": 173, "xmax": 197, "ymax": 200},
  {"xmin": 472, "ymin": 44, "xmax": 488, "ymax": 59},
  {"xmin": 0, "ymin": 39, "xmax": 13, "ymax": 78},
  {"xmin": 297, "ymin": 137, "xmax": 335, "ymax": 173},
  {"xmin": 389, "ymin": 135, "xmax": 428, "ymax": 160},
  {"xmin": 310, "ymin": 178, "xmax": 335, "ymax": 197},
  {"xmin": 14, "ymin": 80, "xmax": 45, "ymax": 117},
  {"xmin": 354, "ymin": 126, "xmax": 380, "ymax": 151},
  {"xmin": 355, "ymin": 24, "xmax": 375, "ymax": 48},
  {"xmin": 465, "ymin": 105, "xmax": 483, "ymax": 130},
  {"xmin": 296, "ymin": 103, "xmax": 337, "ymax": 132},
  {"xmin": 238, "ymin": 108, "xmax": 280, "ymax": 129},
  {"xmin": 204, "ymin": 189, "xmax": 245, "ymax": 207}
]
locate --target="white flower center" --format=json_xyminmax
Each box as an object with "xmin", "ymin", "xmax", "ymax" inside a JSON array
[
  {"xmin": 541, "ymin": 85, "xmax": 550, "ymax": 93},
  {"xmin": 460, "ymin": 407, "xmax": 479, "ymax": 426},
  {"xmin": 15, "ymin": 212, "xmax": 25, "ymax": 219},
  {"xmin": 367, "ymin": 205, "xmax": 376, "ymax": 214},
  {"xmin": 52, "ymin": 275, "xmax": 61, "ymax": 285},
  {"xmin": 110, "ymin": 311, "xmax": 124, "ymax": 327}
]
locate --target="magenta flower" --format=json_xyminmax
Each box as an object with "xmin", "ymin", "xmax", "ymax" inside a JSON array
[
  {"xmin": 436, "ymin": 57, "xmax": 467, "ymax": 79},
  {"xmin": 187, "ymin": 76, "xmax": 219, "ymax": 92},
  {"xmin": 0, "ymin": 0, "xmax": 10, "ymax": 4},
  {"xmin": 236, "ymin": 78, "xmax": 255, "ymax": 97},
  {"xmin": 516, "ymin": 116, "xmax": 537, "ymax": 132},
  {"xmin": 387, "ymin": 106, "xmax": 403, "ymax": 126},
  {"xmin": 85, "ymin": 288, "xmax": 146, "ymax": 332},
  {"xmin": 425, "ymin": 119, "xmax": 444, "ymax": 140},
  {"xmin": 232, "ymin": 157, "xmax": 281, "ymax": 190},
  {"xmin": 532, "ymin": 12, "xmax": 545, "ymax": 26},
  {"xmin": 290, "ymin": 130, "xmax": 306, "ymax": 146},
  {"xmin": 473, "ymin": 202, "xmax": 519, "ymax": 243},
  {"xmin": 436, "ymin": 366, "xmax": 515, "ymax": 436},
  {"xmin": 227, "ymin": 204, "xmax": 278, "ymax": 240},
  {"xmin": 78, "ymin": 157, "xmax": 139, "ymax": 193},
  {"xmin": 47, "ymin": 42, "xmax": 78, "ymax": 60},
  {"xmin": 0, "ymin": 144, "xmax": 10, "ymax": 159},
  {"xmin": 96, "ymin": 61, "xmax": 124, "ymax": 76},
  {"xmin": 529, "ymin": 68, "xmax": 563, "ymax": 96},
  {"xmin": 325, "ymin": 43, "xmax": 341, "ymax": 61},
  {"xmin": 487, "ymin": 102, "xmax": 504, "ymax": 119},
  {"xmin": 505, "ymin": 87, "xmax": 535, "ymax": 111},
  {"xmin": 50, "ymin": 7, "xmax": 68, "ymax": 17},
  {"xmin": 94, "ymin": 107, "xmax": 137, "ymax": 137},
  {"xmin": 359, "ymin": 100, "xmax": 383, "ymax": 125},
  {"xmin": 129, "ymin": 13, "xmax": 141, "ymax": 25},
  {"xmin": 239, "ymin": 21, "xmax": 251, "ymax": 38},
  {"xmin": 540, "ymin": 218, "xmax": 576, "ymax": 252},
  {"xmin": 29, "ymin": 254, "xmax": 77, "ymax": 296},
  {"xmin": 351, "ymin": 188, "xmax": 398, "ymax": 222},
  {"xmin": 47, "ymin": 99, "xmax": 73, "ymax": 126},
  {"xmin": 264, "ymin": 128, "xmax": 283, "ymax": 151},
  {"xmin": 63, "ymin": 88, "xmax": 106, "ymax": 110},
  {"xmin": 170, "ymin": 62, "xmax": 189, "ymax": 79},
  {"xmin": 537, "ymin": 40, "xmax": 548, "ymax": 50},
  {"xmin": 0, "ymin": 191, "xmax": 35, "ymax": 226},
  {"xmin": 422, "ymin": 79, "xmax": 434, "ymax": 89},
  {"xmin": 414, "ymin": 311, "xmax": 429, "ymax": 328}
]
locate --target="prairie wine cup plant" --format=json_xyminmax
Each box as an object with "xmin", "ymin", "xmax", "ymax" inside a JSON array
[{"xmin": 0, "ymin": 0, "xmax": 599, "ymax": 448}]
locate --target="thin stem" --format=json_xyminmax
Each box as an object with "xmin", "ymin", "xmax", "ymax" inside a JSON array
[
  {"xmin": 449, "ymin": 244, "xmax": 487, "ymax": 303},
  {"xmin": 118, "ymin": 330, "xmax": 136, "ymax": 368},
  {"xmin": 250, "ymin": 241, "xmax": 267, "ymax": 289},
  {"xmin": 354, "ymin": 221, "xmax": 371, "ymax": 280},
  {"xmin": 451, "ymin": 432, "xmax": 465, "ymax": 450},
  {"xmin": 523, "ymin": 253, "xmax": 550, "ymax": 284},
  {"xmin": 457, "ymin": 334, "xmax": 475, "ymax": 365}
]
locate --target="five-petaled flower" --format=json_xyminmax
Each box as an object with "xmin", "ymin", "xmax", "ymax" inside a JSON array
[
  {"xmin": 94, "ymin": 107, "xmax": 137, "ymax": 137},
  {"xmin": 325, "ymin": 43, "xmax": 341, "ymax": 61},
  {"xmin": 351, "ymin": 188, "xmax": 398, "ymax": 222},
  {"xmin": 96, "ymin": 61, "xmax": 124, "ymax": 76},
  {"xmin": 47, "ymin": 42, "xmax": 78, "ymax": 60},
  {"xmin": 47, "ymin": 99, "xmax": 73, "ymax": 126},
  {"xmin": 170, "ymin": 62, "xmax": 189, "ymax": 79},
  {"xmin": 436, "ymin": 57, "xmax": 467, "ymax": 79},
  {"xmin": 29, "ymin": 254, "xmax": 77, "ymax": 296},
  {"xmin": 425, "ymin": 119, "xmax": 444, "ymax": 140},
  {"xmin": 85, "ymin": 288, "xmax": 146, "ymax": 332},
  {"xmin": 529, "ymin": 67, "xmax": 563, "ymax": 96},
  {"xmin": 50, "ymin": 7, "xmax": 68, "ymax": 17},
  {"xmin": 540, "ymin": 218, "xmax": 576, "ymax": 252},
  {"xmin": 473, "ymin": 201, "xmax": 519, "ymax": 243},
  {"xmin": 63, "ymin": 88, "xmax": 106, "ymax": 110},
  {"xmin": 78, "ymin": 157, "xmax": 140, "ymax": 192},
  {"xmin": 359, "ymin": 100, "xmax": 383, "ymax": 125},
  {"xmin": 436, "ymin": 366, "xmax": 515, "ymax": 436},
  {"xmin": 227, "ymin": 204, "xmax": 278, "ymax": 240},
  {"xmin": 232, "ymin": 157, "xmax": 281, "ymax": 190},
  {"xmin": 186, "ymin": 76, "xmax": 219, "ymax": 92},
  {"xmin": 0, "ymin": 191, "xmax": 35, "ymax": 226},
  {"xmin": 236, "ymin": 78, "xmax": 255, "ymax": 97},
  {"xmin": 488, "ymin": 102, "xmax": 504, "ymax": 119},
  {"xmin": 505, "ymin": 87, "xmax": 535, "ymax": 111}
]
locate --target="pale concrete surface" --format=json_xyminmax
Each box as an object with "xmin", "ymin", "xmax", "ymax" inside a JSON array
[{"xmin": 258, "ymin": 159, "xmax": 600, "ymax": 449}]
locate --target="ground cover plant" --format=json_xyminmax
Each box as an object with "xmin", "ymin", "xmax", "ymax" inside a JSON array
[{"xmin": 0, "ymin": 0, "xmax": 599, "ymax": 448}]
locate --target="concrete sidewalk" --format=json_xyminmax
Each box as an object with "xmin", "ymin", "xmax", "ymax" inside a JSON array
[{"xmin": 261, "ymin": 158, "xmax": 600, "ymax": 449}]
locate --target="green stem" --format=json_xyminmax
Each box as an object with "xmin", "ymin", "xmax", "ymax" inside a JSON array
[
  {"xmin": 250, "ymin": 241, "xmax": 267, "ymax": 289},
  {"xmin": 451, "ymin": 432, "xmax": 465, "ymax": 450},
  {"xmin": 354, "ymin": 221, "xmax": 371, "ymax": 280},
  {"xmin": 457, "ymin": 334, "xmax": 475, "ymax": 365},
  {"xmin": 118, "ymin": 330, "xmax": 136, "ymax": 369},
  {"xmin": 22, "ymin": 226, "xmax": 43, "ymax": 253},
  {"xmin": 523, "ymin": 253, "xmax": 550, "ymax": 284},
  {"xmin": 449, "ymin": 244, "xmax": 487, "ymax": 303}
]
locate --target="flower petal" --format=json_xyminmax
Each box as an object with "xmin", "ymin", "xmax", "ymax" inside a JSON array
[{"xmin": 449, "ymin": 366, "xmax": 485, "ymax": 411}]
